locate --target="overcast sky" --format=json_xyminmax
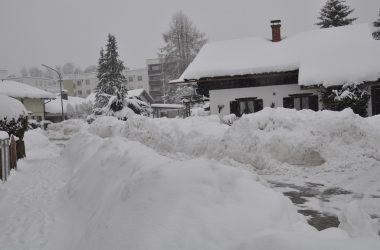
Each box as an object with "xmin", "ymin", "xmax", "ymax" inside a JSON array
[{"xmin": 0, "ymin": 0, "xmax": 378, "ymax": 75}]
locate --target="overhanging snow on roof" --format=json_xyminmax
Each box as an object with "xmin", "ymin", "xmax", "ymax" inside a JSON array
[
  {"xmin": 0, "ymin": 80, "xmax": 56, "ymax": 99},
  {"xmin": 181, "ymin": 23, "xmax": 380, "ymax": 87}
]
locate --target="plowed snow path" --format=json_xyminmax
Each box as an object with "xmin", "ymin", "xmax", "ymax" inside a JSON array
[{"xmin": 0, "ymin": 142, "xmax": 67, "ymax": 250}]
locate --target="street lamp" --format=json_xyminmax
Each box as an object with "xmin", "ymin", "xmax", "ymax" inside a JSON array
[{"xmin": 41, "ymin": 64, "xmax": 64, "ymax": 121}]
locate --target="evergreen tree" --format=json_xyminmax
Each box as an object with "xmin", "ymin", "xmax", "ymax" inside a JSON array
[
  {"xmin": 373, "ymin": 11, "xmax": 380, "ymax": 40},
  {"xmin": 316, "ymin": 0, "xmax": 357, "ymax": 28},
  {"xmin": 95, "ymin": 34, "xmax": 126, "ymax": 108}
]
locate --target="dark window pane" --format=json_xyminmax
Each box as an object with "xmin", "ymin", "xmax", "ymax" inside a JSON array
[{"xmin": 294, "ymin": 98, "xmax": 301, "ymax": 110}]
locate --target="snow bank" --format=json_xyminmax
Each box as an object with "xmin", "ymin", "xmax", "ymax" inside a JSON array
[
  {"xmin": 123, "ymin": 115, "xmax": 227, "ymax": 157},
  {"xmin": 87, "ymin": 108, "xmax": 380, "ymax": 175},
  {"xmin": 48, "ymin": 132, "xmax": 380, "ymax": 249},
  {"xmin": 47, "ymin": 119, "xmax": 88, "ymax": 139},
  {"xmin": 339, "ymin": 200, "xmax": 379, "ymax": 238},
  {"xmin": 215, "ymin": 108, "xmax": 380, "ymax": 173},
  {"xmin": 24, "ymin": 129, "xmax": 60, "ymax": 159}
]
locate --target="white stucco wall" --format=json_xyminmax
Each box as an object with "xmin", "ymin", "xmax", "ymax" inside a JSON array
[{"xmin": 209, "ymin": 84, "xmax": 320, "ymax": 116}]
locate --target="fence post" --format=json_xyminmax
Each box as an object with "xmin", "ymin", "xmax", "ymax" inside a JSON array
[{"xmin": 10, "ymin": 136, "xmax": 17, "ymax": 170}]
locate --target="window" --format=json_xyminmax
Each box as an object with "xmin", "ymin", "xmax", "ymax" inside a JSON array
[
  {"xmin": 77, "ymin": 90, "xmax": 83, "ymax": 96},
  {"xmin": 128, "ymin": 77, "xmax": 134, "ymax": 82},
  {"xmin": 77, "ymin": 80, "xmax": 82, "ymax": 86},
  {"xmin": 73, "ymin": 84, "xmax": 76, "ymax": 89},
  {"xmin": 138, "ymin": 76, "xmax": 143, "ymax": 81},
  {"xmin": 230, "ymin": 98, "xmax": 263, "ymax": 116},
  {"xmin": 86, "ymin": 79, "xmax": 90, "ymax": 85},
  {"xmin": 86, "ymin": 90, "xmax": 91, "ymax": 95},
  {"xmin": 283, "ymin": 94, "xmax": 318, "ymax": 111}
]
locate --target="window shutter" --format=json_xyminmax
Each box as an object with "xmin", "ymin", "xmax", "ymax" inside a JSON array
[
  {"xmin": 254, "ymin": 99, "xmax": 263, "ymax": 112},
  {"xmin": 230, "ymin": 101, "xmax": 239, "ymax": 116},
  {"xmin": 283, "ymin": 97, "xmax": 294, "ymax": 109},
  {"xmin": 309, "ymin": 95, "xmax": 319, "ymax": 111}
]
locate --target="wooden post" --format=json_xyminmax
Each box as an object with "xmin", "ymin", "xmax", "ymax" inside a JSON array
[
  {"xmin": 9, "ymin": 136, "xmax": 17, "ymax": 170},
  {"xmin": 16, "ymin": 140, "xmax": 26, "ymax": 159}
]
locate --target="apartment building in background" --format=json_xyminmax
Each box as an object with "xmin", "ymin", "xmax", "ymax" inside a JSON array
[
  {"xmin": 63, "ymin": 72, "xmax": 99, "ymax": 98},
  {"xmin": 6, "ymin": 76, "xmax": 59, "ymax": 93},
  {"xmin": 124, "ymin": 68, "xmax": 149, "ymax": 92},
  {"xmin": 146, "ymin": 58, "xmax": 164, "ymax": 103}
]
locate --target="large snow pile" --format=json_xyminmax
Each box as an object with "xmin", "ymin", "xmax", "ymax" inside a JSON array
[
  {"xmin": 180, "ymin": 23, "xmax": 380, "ymax": 87},
  {"xmin": 47, "ymin": 119, "xmax": 88, "ymax": 139},
  {"xmin": 47, "ymin": 132, "xmax": 380, "ymax": 250},
  {"xmin": 88, "ymin": 115, "xmax": 228, "ymax": 157},
  {"xmin": 0, "ymin": 94, "xmax": 27, "ymax": 120},
  {"xmin": 87, "ymin": 108, "xmax": 380, "ymax": 175},
  {"xmin": 0, "ymin": 80, "xmax": 56, "ymax": 99},
  {"xmin": 215, "ymin": 108, "xmax": 380, "ymax": 173},
  {"xmin": 24, "ymin": 129, "xmax": 60, "ymax": 159}
]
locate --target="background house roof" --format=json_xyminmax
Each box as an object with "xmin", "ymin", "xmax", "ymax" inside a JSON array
[
  {"xmin": 180, "ymin": 23, "xmax": 380, "ymax": 87},
  {"xmin": 45, "ymin": 95, "xmax": 86, "ymax": 114},
  {"xmin": 0, "ymin": 80, "xmax": 56, "ymax": 99}
]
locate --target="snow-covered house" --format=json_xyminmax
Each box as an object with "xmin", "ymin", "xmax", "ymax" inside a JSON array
[
  {"xmin": 0, "ymin": 80, "xmax": 56, "ymax": 121},
  {"xmin": 45, "ymin": 94, "xmax": 87, "ymax": 122},
  {"xmin": 127, "ymin": 89, "xmax": 154, "ymax": 104},
  {"xmin": 178, "ymin": 21, "xmax": 380, "ymax": 117}
]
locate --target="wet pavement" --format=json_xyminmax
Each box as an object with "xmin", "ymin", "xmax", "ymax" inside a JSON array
[{"xmin": 268, "ymin": 181, "xmax": 379, "ymax": 231}]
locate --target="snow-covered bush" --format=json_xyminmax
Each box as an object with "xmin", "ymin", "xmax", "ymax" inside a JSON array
[
  {"xmin": 320, "ymin": 83, "xmax": 370, "ymax": 117},
  {"xmin": 222, "ymin": 114, "xmax": 238, "ymax": 125},
  {"xmin": 0, "ymin": 94, "xmax": 28, "ymax": 140}
]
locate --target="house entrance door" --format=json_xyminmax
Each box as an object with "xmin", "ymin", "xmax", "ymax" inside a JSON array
[{"xmin": 372, "ymin": 86, "xmax": 380, "ymax": 115}]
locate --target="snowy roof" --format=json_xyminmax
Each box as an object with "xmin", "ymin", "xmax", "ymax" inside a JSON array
[
  {"xmin": 180, "ymin": 23, "xmax": 380, "ymax": 87},
  {"xmin": 0, "ymin": 80, "xmax": 56, "ymax": 99},
  {"xmin": 0, "ymin": 94, "xmax": 28, "ymax": 120},
  {"xmin": 151, "ymin": 104, "xmax": 185, "ymax": 109},
  {"xmin": 127, "ymin": 89, "xmax": 145, "ymax": 97},
  {"xmin": 45, "ymin": 95, "xmax": 86, "ymax": 114}
]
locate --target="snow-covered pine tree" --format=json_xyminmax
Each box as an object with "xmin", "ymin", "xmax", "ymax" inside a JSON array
[
  {"xmin": 95, "ymin": 34, "xmax": 126, "ymax": 108},
  {"xmin": 316, "ymin": 0, "xmax": 357, "ymax": 28},
  {"xmin": 373, "ymin": 11, "xmax": 380, "ymax": 40},
  {"xmin": 320, "ymin": 83, "xmax": 370, "ymax": 117}
]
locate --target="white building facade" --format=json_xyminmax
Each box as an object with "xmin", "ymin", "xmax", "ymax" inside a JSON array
[
  {"xmin": 64, "ymin": 72, "xmax": 99, "ymax": 98},
  {"xmin": 124, "ymin": 68, "xmax": 149, "ymax": 92}
]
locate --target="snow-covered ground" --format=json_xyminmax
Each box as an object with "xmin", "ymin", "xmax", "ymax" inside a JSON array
[{"xmin": 1, "ymin": 108, "xmax": 380, "ymax": 249}]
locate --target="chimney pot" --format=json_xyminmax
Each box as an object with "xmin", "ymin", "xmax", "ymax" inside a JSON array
[{"xmin": 271, "ymin": 20, "xmax": 282, "ymax": 42}]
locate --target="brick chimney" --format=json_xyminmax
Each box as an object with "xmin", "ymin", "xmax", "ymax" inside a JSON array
[{"xmin": 271, "ymin": 20, "xmax": 282, "ymax": 42}]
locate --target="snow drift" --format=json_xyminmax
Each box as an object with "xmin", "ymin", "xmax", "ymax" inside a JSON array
[
  {"xmin": 83, "ymin": 108, "xmax": 380, "ymax": 175},
  {"xmin": 49, "ymin": 131, "xmax": 380, "ymax": 250}
]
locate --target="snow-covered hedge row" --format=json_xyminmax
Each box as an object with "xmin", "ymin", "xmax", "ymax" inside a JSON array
[{"xmin": 53, "ymin": 132, "xmax": 380, "ymax": 250}]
